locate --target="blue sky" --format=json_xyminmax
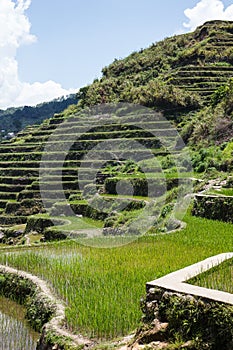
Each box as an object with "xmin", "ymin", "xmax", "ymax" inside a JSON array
[
  {"xmin": 1, "ymin": 0, "xmax": 233, "ymax": 108},
  {"xmin": 18, "ymin": 0, "xmax": 200, "ymax": 89}
]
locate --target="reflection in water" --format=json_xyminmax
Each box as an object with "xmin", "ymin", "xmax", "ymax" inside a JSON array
[{"xmin": 0, "ymin": 297, "xmax": 39, "ymax": 350}]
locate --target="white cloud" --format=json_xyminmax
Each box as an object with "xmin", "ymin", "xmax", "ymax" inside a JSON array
[
  {"xmin": 14, "ymin": 81, "xmax": 75, "ymax": 107},
  {"xmin": 183, "ymin": 0, "xmax": 233, "ymax": 31},
  {"xmin": 0, "ymin": 0, "xmax": 75, "ymax": 110}
]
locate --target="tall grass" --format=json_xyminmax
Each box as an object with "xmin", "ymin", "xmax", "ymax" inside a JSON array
[
  {"xmin": 0, "ymin": 214, "xmax": 232, "ymax": 339},
  {"xmin": 188, "ymin": 258, "xmax": 233, "ymax": 294}
]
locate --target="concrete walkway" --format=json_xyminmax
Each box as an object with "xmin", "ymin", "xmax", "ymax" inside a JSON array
[
  {"xmin": 147, "ymin": 253, "xmax": 233, "ymax": 305},
  {"xmin": 194, "ymin": 193, "xmax": 233, "ymax": 198}
]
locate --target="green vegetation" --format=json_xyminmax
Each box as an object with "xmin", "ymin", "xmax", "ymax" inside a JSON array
[
  {"xmin": 76, "ymin": 21, "xmax": 233, "ymax": 110},
  {"xmin": 0, "ymin": 20, "xmax": 232, "ymax": 349},
  {"xmin": 192, "ymin": 195, "xmax": 233, "ymax": 223},
  {"xmin": 0, "ymin": 94, "xmax": 77, "ymax": 136},
  {"xmin": 207, "ymin": 188, "xmax": 233, "ymax": 196},
  {"xmin": 0, "ymin": 214, "xmax": 232, "ymax": 339},
  {"xmin": 156, "ymin": 290, "xmax": 233, "ymax": 350},
  {"xmin": 74, "ymin": 21, "xmax": 233, "ymax": 176},
  {"xmin": 188, "ymin": 258, "xmax": 233, "ymax": 294}
]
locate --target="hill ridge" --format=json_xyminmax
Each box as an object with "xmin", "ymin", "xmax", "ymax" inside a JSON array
[{"xmin": 76, "ymin": 20, "xmax": 233, "ymax": 110}]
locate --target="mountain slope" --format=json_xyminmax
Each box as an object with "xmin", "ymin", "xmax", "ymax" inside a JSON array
[
  {"xmin": 0, "ymin": 94, "xmax": 77, "ymax": 137},
  {"xmin": 77, "ymin": 20, "xmax": 233, "ymax": 110},
  {"xmin": 0, "ymin": 20, "xmax": 232, "ymax": 237}
]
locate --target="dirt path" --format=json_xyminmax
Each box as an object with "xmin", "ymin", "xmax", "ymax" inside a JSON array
[{"xmin": 0, "ymin": 264, "xmax": 95, "ymax": 349}]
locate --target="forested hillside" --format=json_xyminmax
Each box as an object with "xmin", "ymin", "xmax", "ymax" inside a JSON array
[{"xmin": 0, "ymin": 94, "xmax": 77, "ymax": 137}]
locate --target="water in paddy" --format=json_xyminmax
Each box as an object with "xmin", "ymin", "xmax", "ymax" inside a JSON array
[{"xmin": 0, "ymin": 297, "xmax": 39, "ymax": 350}]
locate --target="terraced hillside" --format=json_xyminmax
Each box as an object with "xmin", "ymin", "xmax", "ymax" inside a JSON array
[
  {"xmin": 167, "ymin": 65, "xmax": 233, "ymax": 97},
  {"xmin": 0, "ymin": 20, "xmax": 232, "ymax": 245},
  {"xmin": 0, "ymin": 20, "xmax": 232, "ymax": 350},
  {"xmin": 0, "ymin": 103, "xmax": 194, "ymax": 245},
  {"xmin": 78, "ymin": 20, "xmax": 233, "ymax": 108}
]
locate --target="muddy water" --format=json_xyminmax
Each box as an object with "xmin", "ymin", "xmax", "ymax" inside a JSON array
[{"xmin": 0, "ymin": 297, "xmax": 39, "ymax": 350}]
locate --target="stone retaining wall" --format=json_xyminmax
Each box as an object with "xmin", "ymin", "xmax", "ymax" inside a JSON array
[
  {"xmin": 132, "ymin": 253, "xmax": 233, "ymax": 349},
  {"xmin": 192, "ymin": 194, "xmax": 233, "ymax": 223}
]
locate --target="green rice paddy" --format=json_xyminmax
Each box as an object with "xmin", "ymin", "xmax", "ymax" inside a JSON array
[
  {"xmin": 0, "ymin": 213, "xmax": 232, "ymax": 340},
  {"xmin": 189, "ymin": 257, "xmax": 233, "ymax": 294}
]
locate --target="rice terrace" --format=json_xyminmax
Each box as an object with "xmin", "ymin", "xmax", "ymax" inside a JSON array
[{"xmin": 0, "ymin": 15, "xmax": 233, "ymax": 350}]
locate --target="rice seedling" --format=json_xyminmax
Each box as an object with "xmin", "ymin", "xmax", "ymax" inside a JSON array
[
  {"xmin": 188, "ymin": 258, "xmax": 233, "ymax": 293},
  {"xmin": 0, "ymin": 297, "xmax": 39, "ymax": 350},
  {"xmin": 0, "ymin": 214, "xmax": 232, "ymax": 340}
]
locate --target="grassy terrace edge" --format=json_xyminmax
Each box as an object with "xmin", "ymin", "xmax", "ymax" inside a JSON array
[{"xmin": 0, "ymin": 265, "xmax": 94, "ymax": 350}]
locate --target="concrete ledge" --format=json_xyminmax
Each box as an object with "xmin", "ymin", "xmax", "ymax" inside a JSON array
[
  {"xmin": 147, "ymin": 253, "xmax": 233, "ymax": 305},
  {"xmin": 195, "ymin": 194, "xmax": 233, "ymax": 198}
]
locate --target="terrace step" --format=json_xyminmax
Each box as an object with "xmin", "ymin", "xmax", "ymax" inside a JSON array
[
  {"xmin": 0, "ymin": 192, "xmax": 18, "ymax": 200},
  {"xmin": 18, "ymin": 189, "xmax": 82, "ymax": 201},
  {"xmin": 0, "ymin": 168, "xmax": 40, "ymax": 177},
  {"xmin": 0, "ymin": 176, "xmax": 37, "ymax": 185},
  {"xmin": 42, "ymin": 138, "xmax": 169, "ymax": 151},
  {"xmin": 50, "ymin": 201, "xmax": 107, "ymax": 220},
  {"xmin": 49, "ymin": 117, "xmax": 66, "ymax": 125},
  {"xmin": 0, "ymin": 145, "xmax": 43, "ymax": 153},
  {"xmin": 0, "ymin": 148, "xmax": 174, "ymax": 162},
  {"xmin": 29, "ymin": 181, "xmax": 82, "ymax": 191},
  {"xmin": 3, "ymin": 198, "xmax": 55, "ymax": 212},
  {"xmin": 4, "ymin": 197, "xmax": 49, "ymax": 216},
  {"xmin": 0, "ymin": 168, "xmax": 79, "ymax": 177},
  {"xmin": 42, "ymin": 128, "xmax": 177, "ymax": 140},
  {"xmin": 0, "ymin": 200, "xmax": 9, "ymax": 209},
  {"xmin": 174, "ymin": 64, "xmax": 233, "ymax": 72},
  {"xmin": 171, "ymin": 76, "xmax": 228, "ymax": 84},
  {"xmin": 0, "ymin": 215, "xmax": 27, "ymax": 225},
  {"xmin": 47, "ymin": 121, "xmax": 175, "ymax": 134},
  {"xmin": 0, "ymin": 153, "xmax": 43, "ymax": 162},
  {"xmin": 0, "ymin": 184, "xmax": 25, "ymax": 192}
]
